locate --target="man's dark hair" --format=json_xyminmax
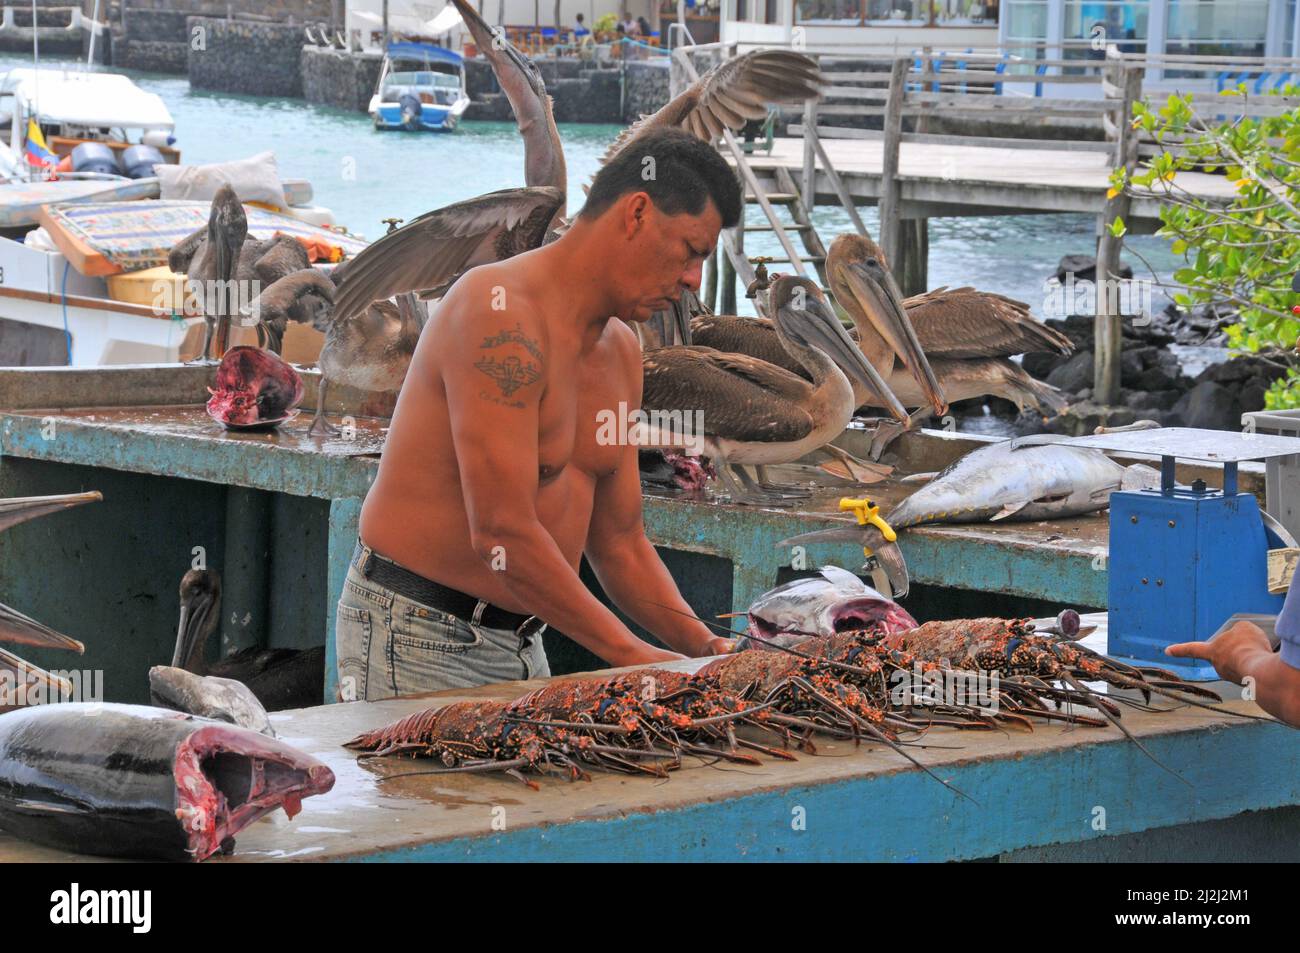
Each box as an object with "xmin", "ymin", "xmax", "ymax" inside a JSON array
[{"xmin": 580, "ymin": 128, "xmax": 742, "ymax": 228}]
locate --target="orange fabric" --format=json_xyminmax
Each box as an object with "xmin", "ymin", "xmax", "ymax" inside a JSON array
[{"xmin": 274, "ymin": 230, "xmax": 345, "ymax": 264}]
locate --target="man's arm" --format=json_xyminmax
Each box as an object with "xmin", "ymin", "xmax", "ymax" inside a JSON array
[
  {"xmin": 584, "ymin": 327, "xmax": 733, "ymax": 657},
  {"xmin": 1167, "ymin": 622, "xmax": 1300, "ymax": 727},
  {"xmin": 439, "ymin": 271, "xmax": 680, "ymax": 667}
]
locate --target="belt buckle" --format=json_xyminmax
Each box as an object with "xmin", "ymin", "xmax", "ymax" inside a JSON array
[{"xmin": 516, "ymin": 615, "xmax": 545, "ymax": 640}]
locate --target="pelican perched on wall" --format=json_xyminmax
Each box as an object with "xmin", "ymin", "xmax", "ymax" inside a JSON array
[
  {"xmin": 169, "ymin": 188, "xmax": 312, "ymax": 358},
  {"xmin": 640, "ymin": 276, "xmax": 905, "ymax": 504},
  {"xmin": 827, "ymin": 234, "xmax": 1070, "ymax": 455}
]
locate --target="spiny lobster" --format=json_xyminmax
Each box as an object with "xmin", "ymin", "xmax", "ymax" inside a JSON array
[{"xmin": 345, "ymin": 669, "xmax": 778, "ymax": 788}]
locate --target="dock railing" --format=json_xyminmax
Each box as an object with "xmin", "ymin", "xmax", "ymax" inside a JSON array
[{"xmin": 678, "ymin": 39, "xmax": 1298, "ymax": 400}]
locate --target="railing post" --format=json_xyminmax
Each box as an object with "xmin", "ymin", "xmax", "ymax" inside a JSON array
[
  {"xmin": 1094, "ymin": 49, "xmax": 1144, "ymax": 406},
  {"xmin": 879, "ymin": 57, "xmax": 909, "ymax": 279},
  {"xmin": 801, "ymin": 94, "xmax": 817, "ymax": 211}
]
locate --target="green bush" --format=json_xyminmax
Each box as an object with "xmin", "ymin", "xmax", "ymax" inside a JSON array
[{"xmin": 1113, "ymin": 86, "xmax": 1300, "ymax": 407}]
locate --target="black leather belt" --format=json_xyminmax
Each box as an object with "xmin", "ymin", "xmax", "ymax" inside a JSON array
[{"xmin": 352, "ymin": 541, "xmax": 543, "ymax": 635}]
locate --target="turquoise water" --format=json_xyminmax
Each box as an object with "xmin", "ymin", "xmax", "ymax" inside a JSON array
[{"xmin": 5, "ymin": 53, "xmax": 1181, "ymax": 317}]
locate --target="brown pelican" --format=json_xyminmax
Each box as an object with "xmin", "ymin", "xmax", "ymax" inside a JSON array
[
  {"xmin": 0, "ymin": 492, "xmax": 101, "ymax": 707},
  {"xmin": 827, "ymin": 234, "xmax": 1069, "ymax": 455},
  {"xmin": 171, "ymin": 568, "xmax": 325, "ymax": 712},
  {"xmin": 329, "ymin": 186, "xmax": 563, "ymax": 324},
  {"xmin": 601, "ymin": 49, "xmax": 824, "ymax": 164},
  {"xmin": 169, "ymin": 189, "xmax": 312, "ymax": 358},
  {"xmin": 307, "ymin": 291, "xmax": 426, "ymax": 436},
  {"xmin": 640, "ymin": 276, "xmax": 904, "ymax": 504},
  {"xmin": 331, "ymin": 25, "xmax": 822, "ymax": 325},
  {"xmin": 243, "ymin": 265, "xmax": 335, "ymax": 355}
]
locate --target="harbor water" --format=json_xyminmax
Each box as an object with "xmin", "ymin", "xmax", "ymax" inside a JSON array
[{"xmin": 4, "ymin": 52, "xmax": 1183, "ymax": 320}]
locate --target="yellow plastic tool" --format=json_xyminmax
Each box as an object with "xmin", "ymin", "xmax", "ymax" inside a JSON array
[{"xmin": 839, "ymin": 497, "xmax": 896, "ymax": 560}]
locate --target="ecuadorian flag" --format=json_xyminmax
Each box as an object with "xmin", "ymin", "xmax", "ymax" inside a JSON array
[{"xmin": 24, "ymin": 119, "xmax": 55, "ymax": 168}]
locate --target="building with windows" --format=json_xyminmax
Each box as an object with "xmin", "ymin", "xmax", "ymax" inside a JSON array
[{"xmin": 722, "ymin": 0, "xmax": 1299, "ymax": 67}]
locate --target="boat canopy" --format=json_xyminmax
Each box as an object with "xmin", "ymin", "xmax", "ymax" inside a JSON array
[
  {"xmin": 0, "ymin": 69, "xmax": 175, "ymax": 131},
  {"xmin": 386, "ymin": 42, "xmax": 463, "ymax": 68}
]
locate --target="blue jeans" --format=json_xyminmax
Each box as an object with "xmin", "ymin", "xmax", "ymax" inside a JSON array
[{"xmin": 334, "ymin": 547, "xmax": 550, "ymax": 701}]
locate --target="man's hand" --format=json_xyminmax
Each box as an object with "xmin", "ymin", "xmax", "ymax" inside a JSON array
[
  {"xmin": 1168, "ymin": 621, "xmax": 1300, "ymax": 727},
  {"xmin": 701, "ymin": 636, "xmax": 736, "ymax": 656},
  {"xmin": 1166, "ymin": 621, "xmax": 1274, "ymax": 685}
]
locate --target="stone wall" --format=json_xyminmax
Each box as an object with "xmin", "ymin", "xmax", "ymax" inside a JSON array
[
  {"xmin": 113, "ymin": 9, "xmax": 191, "ymax": 74},
  {"xmin": 465, "ymin": 57, "xmax": 669, "ymax": 125},
  {"xmin": 622, "ymin": 60, "xmax": 669, "ymax": 122},
  {"xmin": 301, "ymin": 46, "xmax": 383, "ymax": 113},
  {"xmin": 188, "ymin": 18, "xmax": 305, "ymax": 97}
]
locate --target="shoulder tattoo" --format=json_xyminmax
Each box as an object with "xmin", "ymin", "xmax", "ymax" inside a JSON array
[{"xmin": 474, "ymin": 323, "xmax": 543, "ymax": 404}]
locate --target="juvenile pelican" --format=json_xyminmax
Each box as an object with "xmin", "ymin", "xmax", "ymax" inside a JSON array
[
  {"xmin": 827, "ymin": 234, "xmax": 1069, "ymax": 454},
  {"xmin": 170, "ymin": 569, "xmax": 325, "ymax": 712},
  {"xmin": 640, "ymin": 276, "xmax": 903, "ymax": 504},
  {"xmin": 169, "ymin": 193, "xmax": 312, "ymax": 358}
]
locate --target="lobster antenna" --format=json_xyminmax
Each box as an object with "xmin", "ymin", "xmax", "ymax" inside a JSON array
[{"xmin": 1059, "ymin": 671, "xmax": 1192, "ymax": 789}]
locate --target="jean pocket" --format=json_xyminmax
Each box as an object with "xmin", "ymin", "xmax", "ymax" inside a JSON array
[
  {"xmin": 395, "ymin": 604, "xmax": 483, "ymax": 655},
  {"xmin": 335, "ymin": 604, "xmax": 372, "ymax": 701}
]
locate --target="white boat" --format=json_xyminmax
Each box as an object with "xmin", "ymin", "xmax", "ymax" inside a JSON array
[
  {"xmin": 369, "ymin": 42, "xmax": 470, "ymax": 132},
  {"xmin": 0, "ymin": 67, "xmax": 178, "ymax": 181},
  {"xmin": 0, "ymin": 68, "xmax": 353, "ymax": 367}
]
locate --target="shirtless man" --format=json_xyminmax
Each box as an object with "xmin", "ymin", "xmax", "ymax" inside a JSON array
[{"xmin": 336, "ymin": 128, "xmax": 741, "ymax": 699}]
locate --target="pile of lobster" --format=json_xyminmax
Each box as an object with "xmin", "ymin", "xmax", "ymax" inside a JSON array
[{"xmin": 346, "ymin": 569, "xmax": 1248, "ymax": 794}]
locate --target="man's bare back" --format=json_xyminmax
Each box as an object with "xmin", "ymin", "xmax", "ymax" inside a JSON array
[{"xmin": 360, "ymin": 250, "xmax": 636, "ymax": 613}]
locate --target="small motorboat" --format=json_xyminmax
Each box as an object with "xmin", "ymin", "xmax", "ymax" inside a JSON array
[{"xmin": 369, "ymin": 42, "xmax": 470, "ymax": 132}]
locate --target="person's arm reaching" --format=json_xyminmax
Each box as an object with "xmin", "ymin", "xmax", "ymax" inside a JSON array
[
  {"xmin": 440, "ymin": 272, "xmax": 681, "ymax": 668},
  {"xmin": 1167, "ymin": 622, "xmax": 1300, "ymax": 728},
  {"xmin": 584, "ymin": 328, "xmax": 734, "ymax": 657}
]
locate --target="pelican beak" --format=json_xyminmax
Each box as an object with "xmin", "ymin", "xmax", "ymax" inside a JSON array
[
  {"xmin": 172, "ymin": 587, "xmax": 217, "ymax": 670},
  {"xmin": 783, "ymin": 292, "xmax": 909, "ymax": 421},
  {"xmin": 838, "ymin": 260, "xmax": 948, "ymax": 416},
  {"xmin": 776, "ymin": 524, "xmax": 911, "ymax": 598},
  {"xmin": 0, "ymin": 491, "xmax": 101, "ymax": 534},
  {"xmin": 452, "ymin": 0, "xmax": 545, "ymax": 97},
  {"xmin": 0, "ymin": 601, "xmax": 84, "ymax": 654},
  {"xmin": 0, "ymin": 646, "xmax": 74, "ymax": 708}
]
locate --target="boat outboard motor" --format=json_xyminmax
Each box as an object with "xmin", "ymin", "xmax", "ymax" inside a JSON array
[
  {"xmin": 119, "ymin": 144, "xmax": 166, "ymax": 179},
  {"xmin": 70, "ymin": 142, "xmax": 119, "ymax": 176},
  {"xmin": 398, "ymin": 93, "xmax": 423, "ymax": 130}
]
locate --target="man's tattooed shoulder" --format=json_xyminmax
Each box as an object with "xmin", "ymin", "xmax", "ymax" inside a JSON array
[{"xmin": 475, "ymin": 323, "xmax": 543, "ymax": 403}]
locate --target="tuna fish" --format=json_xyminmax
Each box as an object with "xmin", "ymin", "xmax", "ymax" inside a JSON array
[
  {"xmin": 737, "ymin": 566, "xmax": 917, "ymax": 650},
  {"xmin": 149, "ymin": 665, "xmax": 276, "ymax": 737},
  {"xmin": 0, "ymin": 703, "xmax": 333, "ymax": 861},
  {"xmin": 887, "ymin": 440, "xmax": 1159, "ymax": 529}
]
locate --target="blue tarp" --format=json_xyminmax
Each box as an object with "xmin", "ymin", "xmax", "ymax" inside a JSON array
[{"xmin": 386, "ymin": 41, "xmax": 463, "ymax": 67}]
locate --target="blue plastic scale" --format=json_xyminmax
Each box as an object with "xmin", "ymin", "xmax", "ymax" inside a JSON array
[{"xmin": 1025, "ymin": 428, "xmax": 1300, "ymax": 680}]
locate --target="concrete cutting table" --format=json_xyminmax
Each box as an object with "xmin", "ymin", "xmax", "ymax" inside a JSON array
[
  {"xmin": 0, "ymin": 615, "xmax": 1297, "ymax": 863},
  {"xmin": 0, "ymin": 365, "xmax": 1268, "ymax": 704}
]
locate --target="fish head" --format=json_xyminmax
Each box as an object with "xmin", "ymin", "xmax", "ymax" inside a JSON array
[
  {"xmin": 206, "ymin": 346, "xmax": 304, "ymax": 427},
  {"xmin": 173, "ymin": 569, "xmax": 222, "ymax": 670},
  {"xmin": 743, "ymin": 565, "xmax": 914, "ymax": 647},
  {"xmin": 177, "ymin": 720, "xmax": 334, "ymax": 860},
  {"xmin": 827, "ymin": 234, "xmax": 947, "ymax": 417},
  {"xmin": 769, "ymin": 274, "xmax": 907, "ymax": 419}
]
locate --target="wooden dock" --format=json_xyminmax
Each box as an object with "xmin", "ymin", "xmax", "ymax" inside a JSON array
[{"xmin": 744, "ymin": 135, "xmax": 1238, "ymax": 222}]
